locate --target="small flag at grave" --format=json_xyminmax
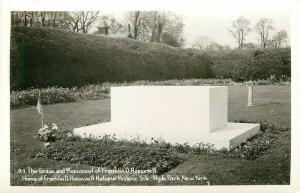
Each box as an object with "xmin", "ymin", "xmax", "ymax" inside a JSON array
[{"xmin": 37, "ymin": 91, "xmax": 45, "ymax": 127}]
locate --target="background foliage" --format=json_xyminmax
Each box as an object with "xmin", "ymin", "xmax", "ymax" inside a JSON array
[
  {"xmin": 10, "ymin": 27, "xmax": 213, "ymax": 90},
  {"xmin": 10, "ymin": 27, "xmax": 290, "ymax": 90},
  {"xmin": 205, "ymin": 48, "xmax": 291, "ymax": 81}
]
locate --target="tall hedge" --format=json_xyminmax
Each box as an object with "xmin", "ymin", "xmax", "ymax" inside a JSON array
[
  {"xmin": 207, "ymin": 48, "xmax": 291, "ymax": 81},
  {"xmin": 10, "ymin": 27, "xmax": 213, "ymax": 90}
]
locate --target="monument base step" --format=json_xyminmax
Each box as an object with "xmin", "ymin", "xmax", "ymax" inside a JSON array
[{"xmin": 73, "ymin": 122, "xmax": 260, "ymax": 149}]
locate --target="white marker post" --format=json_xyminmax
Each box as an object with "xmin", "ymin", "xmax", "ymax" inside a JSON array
[{"xmin": 247, "ymin": 81, "xmax": 254, "ymax": 106}]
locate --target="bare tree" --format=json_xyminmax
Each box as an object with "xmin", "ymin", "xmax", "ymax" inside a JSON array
[
  {"xmin": 11, "ymin": 11, "xmax": 29, "ymax": 26},
  {"xmin": 123, "ymin": 11, "xmax": 183, "ymax": 43},
  {"xmin": 270, "ymin": 30, "xmax": 288, "ymax": 48},
  {"xmin": 255, "ymin": 18, "xmax": 274, "ymax": 48},
  {"xmin": 81, "ymin": 11, "xmax": 99, "ymax": 33},
  {"xmin": 134, "ymin": 11, "xmax": 143, "ymax": 39},
  {"xmin": 156, "ymin": 12, "xmax": 169, "ymax": 42},
  {"xmin": 141, "ymin": 11, "xmax": 183, "ymax": 43},
  {"xmin": 125, "ymin": 11, "xmax": 150, "ymax": 40},
  {"xmin": 139, "ymin": 11, "xmax": 167, "ymax": 42},
  {"xmin": 127, "ymin": 11, "xmax": 143, "ymax": 39},
  {"xmin": 229, "ymin": 16, "xmax": 251, "ymax": 49},
  {"xmin": 69, "ymin": 11, "xmax": 99, "ymax": 33},
  {"xmin": 40, "ymin": 11, "xmax": 46, "ymax": 27},
  {"xmin": 11, "ymin": 11, "xmax": 72, "ymax": 30},
  {"xmin": 151, "ymin": 11, "xmax": 169, "ymax": 42},
  {"xmin": 163, "ymin": 13, "xmax": 184, "ymax": 46},
  {"xmin": 23, "ymin": 11, "xmax": 28, "ymax": 26},
  {"xmin": 149, "ymin": 11, "xmax": 158, "ymax": 42},
  {"xmin": 127, "ymin": 24, "xmax": 133, "ymax": 38},
  {"xmin": 69, "ymin": 13, "xmax": 80, "ymax": 32}
]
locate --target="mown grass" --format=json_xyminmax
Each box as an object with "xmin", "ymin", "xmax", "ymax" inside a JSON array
[{"xmin": 10, "ymin": 85, "xmax": 290, "ymax": 185}]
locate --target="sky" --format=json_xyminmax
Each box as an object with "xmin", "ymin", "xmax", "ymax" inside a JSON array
[
  {"xmin": 181, "ymin": 10, "xmax": 290, "ymax": 48},
  {"xmin": 105, "ymin": 8, "xmax": 290, "ymax": 49}
]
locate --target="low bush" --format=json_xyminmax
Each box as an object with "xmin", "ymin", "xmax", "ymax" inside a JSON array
[
  {"xmin": 169, "ymin": 121, "xmax": 288, "ymax": 160},
  {"xmin": 11, "ymin": 78, "xmax": 290, "ymax": 108},
  {"xmin": 76, "ymin": 84, "xmax": 110, "ymax": 100},
  {"xmin": 11, "ymin": 87, "xmax": 76, "ymax": 108},
  {"xmin": 193, "ymin": 143, "xmax": 216, "ymax": 155},
  {"xmin": 218, "ymin": 121, "xmax": 289, "ymax": 160}
]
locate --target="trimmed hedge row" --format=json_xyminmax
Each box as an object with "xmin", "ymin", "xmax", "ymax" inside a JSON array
[
  {"xmin": 10, "ymin": 27, "xmax": 213, "ymax": 90},
  {"xmin": 204, "ymin": 48, "xmax": 291, "ymax": 81},
  {"xmin": 10, "ymin": 27, "xmax": 290, "ymax": 89}
]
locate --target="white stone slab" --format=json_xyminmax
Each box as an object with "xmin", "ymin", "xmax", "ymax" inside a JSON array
[
  {"xmin": 111, "ymin": 86, "xmax": 227, "ymax": 133},
  {"xmin": 73, "ymin": 86, "xmax": 260, "ymax": 149},
  {"xmin": 73, "ymin": 122, "xmax": 260, "ymax": 149}
]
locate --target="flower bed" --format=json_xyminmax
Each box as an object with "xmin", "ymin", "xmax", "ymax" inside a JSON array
[
  {"xmin": 35, "ymin": 135, "xmax": 184, "ymax": 175},
  {"xmin": 218, "ymin": 121, "xmax": 289, "ymax": 160},
  {"xmin": 34, "ymin": 121, "xmax": 288, "ymax": 174},
  {"xmin": 11, "ymin": 79, "xmax": 290, "ymax": 108},
  {"xmin": 11, "ymin": 87, "xmax": 77, "ymax": 108}
]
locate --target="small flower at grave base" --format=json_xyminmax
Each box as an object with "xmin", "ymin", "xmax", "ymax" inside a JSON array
[
  {"xmin": 51, "ymin": 123, "xmax": 58, "ymax": 130},
  {"xmin": 38, "ymin": 123, "xmax": 59, "ymax": 143},
  {"xmin": 44, "ymin": 142, "xmax": 51, "ymax": 147},
  {"xmin": 66, "ymin": 130, "xmax": 73, "ymax": 137}
]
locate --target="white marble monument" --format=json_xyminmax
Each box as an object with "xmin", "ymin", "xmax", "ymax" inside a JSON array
[{"xmin": 73, "ymin": 86, "xmax": 260, "ymax": 149}]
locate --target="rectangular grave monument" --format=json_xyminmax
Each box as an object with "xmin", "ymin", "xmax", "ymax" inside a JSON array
[{"xmin": 73, "ymin": 86, "xmax": 260, "ymax": 149}]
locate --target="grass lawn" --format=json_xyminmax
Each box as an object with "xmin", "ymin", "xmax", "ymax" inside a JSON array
[{"xmin": 10, "ymin": 85, "xmax": 291, "ymax": 185}]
